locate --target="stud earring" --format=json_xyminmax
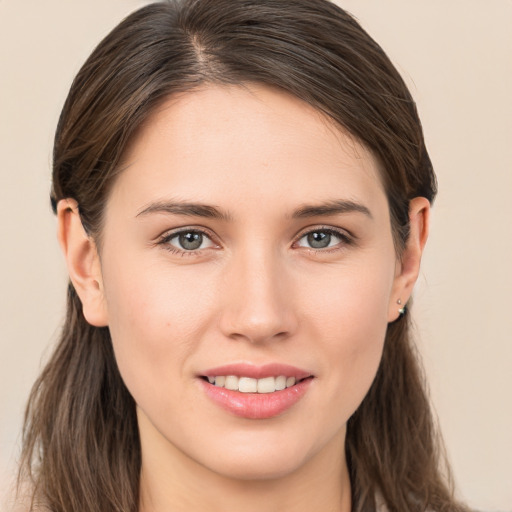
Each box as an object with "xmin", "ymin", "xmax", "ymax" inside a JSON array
[{"xmin": 397, "ymin": 298, "xmax": 406, "ymax": 316}]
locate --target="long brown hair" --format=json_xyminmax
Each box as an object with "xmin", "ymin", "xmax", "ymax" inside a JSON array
[{"xmin": 19, "ymin": 1, "xmax": 468, "ymax": 511}]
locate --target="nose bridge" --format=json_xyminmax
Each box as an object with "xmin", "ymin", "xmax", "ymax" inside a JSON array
[{"xmin": 219, "ymin": 242, "xmax": 295, "ymax": 343}]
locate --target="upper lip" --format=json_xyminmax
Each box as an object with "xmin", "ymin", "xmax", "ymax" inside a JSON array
[{"xmin": 201, "ymin": 362, "xmax": 313, "ymax": 380}]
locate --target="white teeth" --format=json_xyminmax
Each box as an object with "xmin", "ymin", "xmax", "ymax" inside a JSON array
[
  {"xmin": 224, "ymin": 375, "xmax": 239, "ymax": 390},
  {"xmin": 257, "ymin": 376, "xmax": 276, "ymax": 393},
  {"xmin": 207, "ymin": 375, "xmax": 301, "ymax": 393},
  {"xmin": 238, "ymin": 377, "xmax": 258, "ymax": 393},
  {"xmin": 275, "ymin": 375, "xmax": 286, "ymax": 391},
  {"xmin": 286, "ymin": 376, "xmax": 296, "ymax": 388}
]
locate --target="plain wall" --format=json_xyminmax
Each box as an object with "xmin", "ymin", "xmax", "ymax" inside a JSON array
[{"xmin": 1, "ymin": 1, "xmax": 511, "ymax": 510}]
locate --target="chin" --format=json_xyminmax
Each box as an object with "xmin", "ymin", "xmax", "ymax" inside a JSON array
[
  {"xmin": 200, "ymin": 447, "xmax": 311, "ymax": 482},
  {"xmin": 188, "ymin": 421, "xmax": 345, "ymax": 483}
]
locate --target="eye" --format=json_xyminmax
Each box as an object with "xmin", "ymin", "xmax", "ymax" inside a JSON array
[
  {"xmin": 160, "ymin": 229, "xmax": 216, "ymax": 252},
  {"xmin": 295, "ymin": 228, "xmax": 350, "ymax": 250}
]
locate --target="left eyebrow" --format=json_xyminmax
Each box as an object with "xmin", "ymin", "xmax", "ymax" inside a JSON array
[
  {"xmin": 135, "ymin": 200, "xmax": 232, "ymax": 221},
  {"xmin": 292, "ymin": 199, "xmax": 373, "ymax": 219}
]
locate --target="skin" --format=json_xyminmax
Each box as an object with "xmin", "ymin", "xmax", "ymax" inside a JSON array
[{"xmin": 57, "ymin": 84, "xmax": 429, "ymax": 512}]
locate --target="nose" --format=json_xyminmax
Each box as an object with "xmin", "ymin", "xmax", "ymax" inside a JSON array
[{"xmin": 218, "ymin": 247, "xmax": 298, "ymax": 344}]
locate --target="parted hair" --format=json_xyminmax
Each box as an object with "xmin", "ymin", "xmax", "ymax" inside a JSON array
[{"xmin": 19, "ymin": 1, "xmax": 468, "ymax": 511}]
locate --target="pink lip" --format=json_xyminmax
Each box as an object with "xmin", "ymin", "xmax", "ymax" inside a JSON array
[
  {"xmin": 198, "ymin": 363, "xmax": 314, "ymax": 419},
  {"xmin": 199, "ymin": 378, "xmax": 313, "ymax": 419},
  {"xmin": 201, "ymin": 362, "xmax": 312, "ymax": 380}
]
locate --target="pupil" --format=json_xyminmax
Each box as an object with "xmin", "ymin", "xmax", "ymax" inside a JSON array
[
  {"xmin": 307, "ymin": 231, "xmax": 331, "ymax": 249},
  {"xmin": 179, "ymin": 232, "xmax": 202, "ymax": 250}
]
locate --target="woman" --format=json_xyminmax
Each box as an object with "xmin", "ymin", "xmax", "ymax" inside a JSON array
[{"xmin": 17, "ymin": 0, "xmax": 470, "ymax": 511}]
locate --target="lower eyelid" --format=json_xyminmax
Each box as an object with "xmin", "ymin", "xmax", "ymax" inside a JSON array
[
  {"xmin": 155, "ymin": 227, "xmax": 352, "ymax": 254},
  {"xmin": 295, "ymin": 228, "xmax": 352, "ymax": 248},
  {"xmin": 157, "ymin": 228, "xmax": 217, "ymax": 251}
]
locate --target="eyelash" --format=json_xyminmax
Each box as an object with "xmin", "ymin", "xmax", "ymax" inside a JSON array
[
  {"xmin": 156, "ymin": 226, "xmax": 354, "ymax": 257},
  {"xmin": 157, "ymin": 227, "xmax": 217, "ymax": 256},
  {"xmin": 293, "ymin": 226, "xmax": 354, "ymax": 253}
]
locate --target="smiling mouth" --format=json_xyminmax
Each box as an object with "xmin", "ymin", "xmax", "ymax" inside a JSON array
[{"xmin": 201, "ymin": 375, "xmax": 312, "ymax": 393}]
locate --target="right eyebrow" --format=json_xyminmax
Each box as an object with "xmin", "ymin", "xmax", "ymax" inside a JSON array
[
  {"xmin": 292, "ymin": 199, "xmax": 373, "ymax": 220},
  {"xmin": 135, "ymin": 200, "xmax": 232, "ymax": 221}
]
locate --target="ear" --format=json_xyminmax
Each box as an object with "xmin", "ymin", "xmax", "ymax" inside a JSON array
[
  {"xmin": 57, "ymin": 199, "xmax": 108, "ymax": 327},
  {"xmin": 388, "ymin": 197, "xmax": 430, "ymax": 322}
]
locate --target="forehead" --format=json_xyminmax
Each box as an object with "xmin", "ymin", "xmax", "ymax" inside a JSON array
[{"xmin": 113, "ymin": 84, "xmax": 387, "ymax": 216}]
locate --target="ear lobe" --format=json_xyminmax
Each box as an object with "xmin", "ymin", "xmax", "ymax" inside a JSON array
[
  {"xmin": 388, "ymin": 197, "xmax": 430, "ymax": 322},
  {"xmin": 57, "ymin": 199, "xmax": 109, "ymax": 327}
]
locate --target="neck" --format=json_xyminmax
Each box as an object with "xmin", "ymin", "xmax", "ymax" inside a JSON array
[{"xmin": 138, "ymin": 412, "xmax": 351, "ymax": 512}]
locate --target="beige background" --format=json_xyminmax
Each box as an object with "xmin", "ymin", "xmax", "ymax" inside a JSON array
[{"xmin": 1, "ymin": 1, "xmax": 511, "ymax": 510}]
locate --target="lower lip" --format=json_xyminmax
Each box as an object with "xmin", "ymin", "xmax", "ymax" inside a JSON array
[{"xmin": 200, "ymin": 377, "xmax": 313, "ymax": 419}]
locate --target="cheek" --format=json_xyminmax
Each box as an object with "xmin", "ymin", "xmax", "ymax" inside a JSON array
[
  {"xmin": 300, "ymin": 258, "xmax": 394, "ymax": 413},
  {"xmin": 101, "ymin": 258, "xmax": 218, "ymax": 403}
]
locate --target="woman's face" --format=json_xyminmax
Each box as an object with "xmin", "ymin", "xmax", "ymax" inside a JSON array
[{"xmin": 96, "ymin": 84, "xmax": 402, "ymax": 480}]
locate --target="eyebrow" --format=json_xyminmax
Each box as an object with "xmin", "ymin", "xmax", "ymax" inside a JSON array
[
  {"xmin": 136, "ymin": 200, "xmax": 232, "ymax": 221},
  {"xmin": 136, "ymin": 198, "xmax": 372, "ymax": 221},
  {"xmin": 292, "ymin": 199, "xmax": 373, "ymax": 219}
]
